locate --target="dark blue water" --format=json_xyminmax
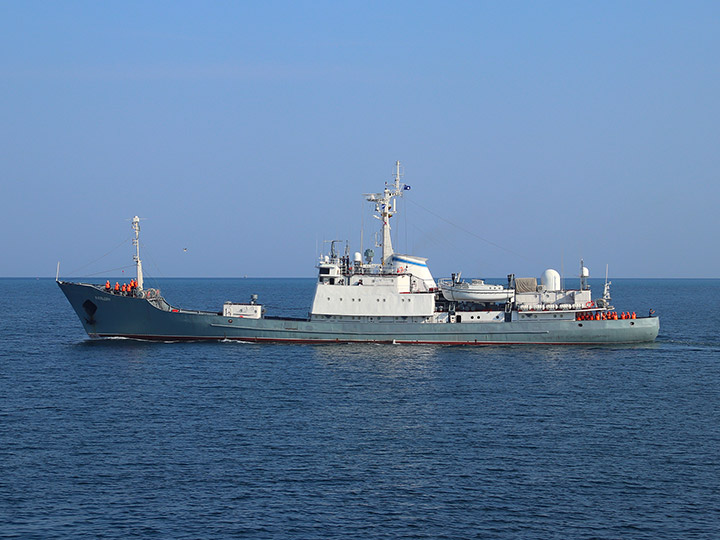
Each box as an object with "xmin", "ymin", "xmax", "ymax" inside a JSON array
[{"xmin": 2, "ymin": 278, "xmax": 719, "ymax": 539}]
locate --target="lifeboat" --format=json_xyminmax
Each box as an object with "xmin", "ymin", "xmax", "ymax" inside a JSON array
[{"xmin": 439, "ymin": 277, "xmax": 514, "ymax": 303}]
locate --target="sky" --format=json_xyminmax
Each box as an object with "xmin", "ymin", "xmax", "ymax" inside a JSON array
[{"xmin": 1, "ymin": 1, "xmax": 719, "ymax": 279}]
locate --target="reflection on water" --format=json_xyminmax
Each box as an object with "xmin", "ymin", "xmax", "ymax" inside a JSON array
[{"xmin": 311, "ymin": 342, "xmax": 444, "ymax": 372}]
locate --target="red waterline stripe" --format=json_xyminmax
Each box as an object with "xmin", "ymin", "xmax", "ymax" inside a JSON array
[{"xmin": 95, "ymin": 334, "xmax": 630, "ymax": 345}]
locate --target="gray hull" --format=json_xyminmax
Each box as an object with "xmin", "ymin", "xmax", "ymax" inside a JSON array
[{"xmin": 58, "ymin": 281, "xmax": 659, "ymax": 344}]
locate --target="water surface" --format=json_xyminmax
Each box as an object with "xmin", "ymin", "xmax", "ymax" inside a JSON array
[{"xmin": 1, "ymin": 278, "xmax": 718, "ymax": 539}]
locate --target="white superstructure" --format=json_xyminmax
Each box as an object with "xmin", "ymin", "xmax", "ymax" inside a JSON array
[
  {"xmin": 308, "ymin": 162, "xmax": 610, "ymax": 325},
  {"xmin": 310, "ymin": 162, "xmax": 439, "ymax": 321}
]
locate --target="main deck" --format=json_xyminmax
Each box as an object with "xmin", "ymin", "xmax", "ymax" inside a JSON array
[{"xmin": 58, "ymin": 281, "xmax": 659, "ymax": 344}]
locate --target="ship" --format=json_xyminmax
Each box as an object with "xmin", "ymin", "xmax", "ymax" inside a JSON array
[{"xmin": 58, "ymin": 162, "xmax": 659, "ymax": 344}]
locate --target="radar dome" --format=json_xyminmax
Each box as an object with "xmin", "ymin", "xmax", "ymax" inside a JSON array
[{"xmin": 540, "ymin": 269, "xmax": 561, "ymax": 291}]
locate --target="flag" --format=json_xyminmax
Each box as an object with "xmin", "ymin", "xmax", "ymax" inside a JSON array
[{"xmin": 404, "ymin": 185, "xmax": 411, "ymax": 190}]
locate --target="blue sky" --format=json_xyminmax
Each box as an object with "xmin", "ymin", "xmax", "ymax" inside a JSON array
[{"xmin": 2, "ymin": 1, "xmax": 718, "ymax": 279}]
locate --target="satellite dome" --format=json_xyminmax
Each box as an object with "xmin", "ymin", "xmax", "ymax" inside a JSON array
[{"xmin": 540, "ymin": 269, "xmax": 561, "ymax": 291}]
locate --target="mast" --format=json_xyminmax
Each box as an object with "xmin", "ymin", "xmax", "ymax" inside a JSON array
[
  {"xmin": 365, "ymin": 161, "xmax": 407, "ymax": 267},
  {"xmin": 603, "ymin": 263, "xmax": 612, "ymax": 304},
  {"xmin": 131, "ymin": 216, "xmax": 144, "ymax": 291},
  {"xmin": 580, "ymin": 258, "xmax": 588, "ymax": 291}
]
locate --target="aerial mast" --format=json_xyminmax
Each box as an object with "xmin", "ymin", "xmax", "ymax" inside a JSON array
[
  {"xmin": 131, "ymin": 216, "xmax": 144, "ymax": 291},
  {"xmin": 580, "ymin": 258, "xmax": 589, "ymax": 291},
  {"xmin": 365, "ymin": 161, "xmax": 407, "ymax": 268}
]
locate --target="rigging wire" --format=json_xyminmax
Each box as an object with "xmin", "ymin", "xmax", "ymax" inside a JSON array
[
  {"xmin": 65, "ymin": 236, "xmax": 132, "ymax": 277},
  {"xmin": 393, "ymin": 198, "xmax": 398, "ymax": 251},
  {"xmin": 139, "ymin": 240, "xmax": 166, "ymax": 290},
  {"xmin": 406, "ymin": 198, "xmax": 531, "ymax": 262},
  {"xmin": 360, "ymin": 199, "xmax": 364, "ymax": 254},
  {"xmin": 404, "ymin": 196, "xmax": 408, "ymax": 254},
  {"xmin": 411, "ymin": 222, "xmax": 462, "ymax": 252},
  {"xmin": 79, "ymin": 264, "xmax": 136, "ymax": 278}
]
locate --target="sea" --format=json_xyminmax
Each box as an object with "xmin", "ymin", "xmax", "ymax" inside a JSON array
[{"xmin": 1, "ymin": 277, "xmax": 719, "ymax": 539}]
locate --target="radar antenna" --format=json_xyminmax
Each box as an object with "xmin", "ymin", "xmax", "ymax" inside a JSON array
[{"xmin": 363, "ymin": 161, "xmax": 409, "ymax": 267}]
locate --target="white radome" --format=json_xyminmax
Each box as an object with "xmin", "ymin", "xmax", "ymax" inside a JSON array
[{"xmin": 541, "ymin": 269, "xmax": 561, "ymax": 291}]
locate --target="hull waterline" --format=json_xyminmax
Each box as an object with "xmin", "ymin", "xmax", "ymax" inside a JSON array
[{"xmin": 58, "ymin": 281, "xmax": 660, "ymax": 345}]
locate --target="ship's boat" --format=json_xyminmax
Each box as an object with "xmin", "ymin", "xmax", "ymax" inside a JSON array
[
  {"xmin": 439, "ymin": 275, "xmax": 514, "ymax": 303},
  {"xmin": 58, "ymin": 162, "xmax": 659, "ymax": 344}
]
